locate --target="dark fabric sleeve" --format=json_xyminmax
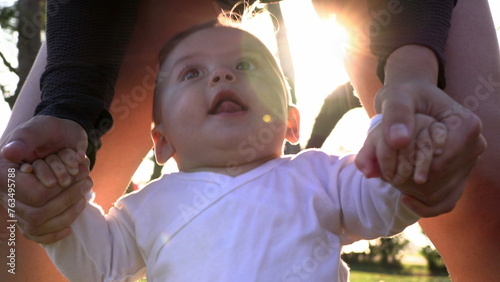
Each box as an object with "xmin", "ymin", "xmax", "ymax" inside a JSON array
[
  {"xmin": 368, "ymin": 0, "xmax": 457, "ymax": 89},
  {"xmin": 34, "ymin": 0, "xmax": 139, "ymax": 168}
]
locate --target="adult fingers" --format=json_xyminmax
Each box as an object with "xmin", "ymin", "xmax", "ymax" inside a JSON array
[
  {"xmin": 15, "ymin": 178, "xmax": 91, "ymax": 228},
  {"xmin": 400, "ymin": 158, "xmax": 474, "ymax": 217},
  {"xmin": 374, "ymin": 84, "xmax": 417, "ymax": 149},
  {"xmin": 1, "ymin": 116, "xmax": 88, "ymax": 163},
  {"xmin": 17, "ymin": 197, "xmax": 86, "ymax": 245},
  {"xmin": 431, "ymin": 112, "xmax": 485, "ymax": 176},
  {"xmin": 400, "ymin": 178, "xmax": 466, "ymax": 218},
  {"xmin": 0, "ymin": 160, "xmax": 90, "ymax": 208},
  {"xmin": 15, "ymin": 179, "xmax": 92, "ymax": 242},
  {"xmin": 18, "ymin": 226, "xmax": 72, "ymax": 245}
]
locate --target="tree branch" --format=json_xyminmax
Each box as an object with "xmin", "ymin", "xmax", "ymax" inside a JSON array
[{"xmin": 0, "ymin": 50, "xmax": 18, "ymax": 76}]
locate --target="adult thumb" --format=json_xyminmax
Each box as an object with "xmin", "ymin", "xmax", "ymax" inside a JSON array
[
  {"xmin": 1, "ymin": 116, "xmax": 87, "ymax": 163},
  {"xmin": 377, "ymin": 94, "xmax": 416, "ymax": 150}
]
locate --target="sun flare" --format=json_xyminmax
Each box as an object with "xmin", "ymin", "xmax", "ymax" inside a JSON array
[{"xmin": 279, "ymin": 1, "xmax": 350, "ymax": 146}]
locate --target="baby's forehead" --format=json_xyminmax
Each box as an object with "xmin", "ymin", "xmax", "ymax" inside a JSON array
[
  {"xmin": 166, "ymin": 27, "xmax": 273, "ymax": 65},
  {"xmin": 183, "ymin": 26, "xmax": 266, "ymax": 49}
]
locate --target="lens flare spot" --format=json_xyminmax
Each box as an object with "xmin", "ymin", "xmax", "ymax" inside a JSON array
[
  {"xmin": 263, "ymin": 114, "xmax": 272, "ymax": 123},
  {"xmin": 160, "ymin": 232, "xmax": 171, "ymax": 244}
]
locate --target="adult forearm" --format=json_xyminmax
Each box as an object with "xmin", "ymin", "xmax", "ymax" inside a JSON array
[
  {"xmin": 368, "ymin": 0, "xmax": 456, "ymax": 89},
  {"xmin": 35, "ymin": 0, "xmax": 139, "ymax": 168},
  {"xmin": 0, "ymin": 43, "xmax": 45, "ymax": 142}
]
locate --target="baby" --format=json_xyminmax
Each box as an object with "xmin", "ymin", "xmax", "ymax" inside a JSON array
[{"xmin": 25, "ymin": 21, "xmax": 449, "ymax": 281}]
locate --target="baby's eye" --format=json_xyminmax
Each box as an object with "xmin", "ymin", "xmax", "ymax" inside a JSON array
[
  {"xmin": 236, "ymin": 59, "xmax": 257, "ymax": 71},
  {"xmin": 180, "ymin": 68, "xmax": 203, "ymax": 81}
]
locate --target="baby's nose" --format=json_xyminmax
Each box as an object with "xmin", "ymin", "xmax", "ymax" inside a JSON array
[{"xmin": 210, "ymin": 68, "xmax": 236, "ymax": 85}]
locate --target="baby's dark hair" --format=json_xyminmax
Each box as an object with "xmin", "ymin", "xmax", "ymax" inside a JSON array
[{"xmin": 157, "ymin": 20, "xmax": 221, "ymax": 71}]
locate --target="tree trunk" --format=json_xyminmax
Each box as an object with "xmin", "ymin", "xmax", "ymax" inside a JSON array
[{"xmin": 6, "ymin": 0, "xmax": 42, "ymax": 109}]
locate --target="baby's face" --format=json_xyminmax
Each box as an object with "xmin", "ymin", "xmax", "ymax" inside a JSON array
[{"xmin": 154, "ymin": 26, "xmax": 295, "ymax": 172}]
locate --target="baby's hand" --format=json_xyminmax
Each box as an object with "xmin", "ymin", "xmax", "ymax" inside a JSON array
[
  {"xmin": 356, "ymin": 114, "xmax": 457, "ymax": 217},
  {"xmin": 356, "ymin": 114, "xmax": 447, "ymax": 186},
  {"xmin": 13, "ymin": 148, "xmax": 91, "ymax": 244},
  {"xmin": 20, "ymin": 148, "xmax": 84, "ymax": 188},
  {"xmin": 390, "ymin": 118, "xmax": 447, "ymax": 185}
]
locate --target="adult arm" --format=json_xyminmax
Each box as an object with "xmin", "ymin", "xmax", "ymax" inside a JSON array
[
  {"xmin": 0, "ymin": 0, "xmax": 141, "ymax": 251},
  {"xmin": 367, "ymin": 0, "xmax": 456, "ymax": 90},
  {"xmin": 316, "ymin": 0, "xmax": 494, "ymax": 279},
  {"xmin": 2, "ymin": 0, "xmax": 139, "ymax": 168},
  {"xmin": 0, "ymin": 1, "xmax": 142, "ymax": 280},
  {"xmin": 361, "ymin": 0, "xmax": 486, "ymax": 212},
  {"xmin": 366, "ymin": 0, "xmax": 465, "ymax": 148},
  {"xmin": 0, "ymin": 43, "xmax": 88, "ymax": 281},
  {"xmin": 312, "ymin": 0, "xmax": 484, "ymax": 212}
]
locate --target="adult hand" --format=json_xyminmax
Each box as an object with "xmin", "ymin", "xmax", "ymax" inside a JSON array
[
  {"xmin": 1, "ymin": 116, "xmax": 88, "ymax": 206},
  {"xmin": 373, "ymin": 45, "xmax": 485, "ymax": 149},
  {"xmin": 374, "ymin": 47, "xmax": 486, "ymax": 175},
  {"xmin": 357, "ymin": 45, "xmax": 487, "ymax": 217},
  {"xmin": 378, "ymin": 93, "xmax": 485, "ymax": 217},
  {"xmin": 357, "ymin": 121, "xmax": 479, "ymax": 218},
  {"xmin": 0, "ymin": 159, "xmax": 91, "ymax": 244},
  {"xmin": 1, "ymin": 115, "xmax": 88, "ymax": 165},
  {"xmin": 0, "ymin": 116, "xmax": 90, "ymax": 243}
]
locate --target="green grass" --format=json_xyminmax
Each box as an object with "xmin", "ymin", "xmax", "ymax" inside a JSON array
[
  {"xmin": 348, "ymin": 264, "xmax": 450, "ymax": 282},
  {"xmin": 139, "ymin": 271, "xmax": 450, "ymax": 282},
  {"xmin": 350, "ymin": 270, "xmax": 450, "ymax": 282},
  {"xmin": 138, "ymin": 264, "xmax": 450, "ymax": 281}
]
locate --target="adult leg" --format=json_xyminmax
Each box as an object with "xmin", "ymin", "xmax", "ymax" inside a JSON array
[
  {"xmin": 338, "ymin": 0, "xmax": 500, "ymax": 279},
  {"xmin": 418, "ymin": 1, "xmax": 500, "ymax": 280}
]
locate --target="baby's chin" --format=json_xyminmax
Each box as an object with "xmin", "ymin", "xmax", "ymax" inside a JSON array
[{"xmin": 178, "ymin": 151, "xmax": 282, "ymax": 176}]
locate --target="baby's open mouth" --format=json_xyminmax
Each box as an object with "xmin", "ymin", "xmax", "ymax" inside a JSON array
[{"xmin": 209, "ymin": 91, "xmax": 248, "ymax": 115}]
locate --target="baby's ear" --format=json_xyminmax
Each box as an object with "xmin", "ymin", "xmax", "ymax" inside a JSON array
[
  {"xmin": 285, "ymin": 106, "xmax": 300, "ymax": 145},
  {"xmin": 151, "ymin": 125, "xmax": 175, "ymax": 165}
]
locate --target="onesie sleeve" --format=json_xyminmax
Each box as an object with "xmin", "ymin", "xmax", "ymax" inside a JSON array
[
  {"xmin": 34, "ymin": 0, "xmax": 139, "ymax": 168},
  {"xmin": 43, "ymin": 192, "xmax": 146, "ymax": 281},
  {"xmin": 368, "ymin": 0, "xmax": 457, "ymax": 89},
  {"xmin": 334, "ymin": 155, "xmax": 420, "ymax": 244},
  {"xmin": 306, "ymin": 150, "xmax": 420, "ymax": 244}
]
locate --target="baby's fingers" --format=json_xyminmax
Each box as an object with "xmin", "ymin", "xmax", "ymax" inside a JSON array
[
  {"xmin": 376, "ymin": 140, "xmax": 398, "ymax": 182},
  {"xmin": 413, "ymin": 127, "xmax": 434, "ymax": 184},
  {"xmin": 20, "ymin": 163, "xmax": 33, "ymax": 173},
  {"xmin": 430, "ymin": 122, "xmax": 447, "ymax": 156},
  {"xmin": 356, "ymin": 138, "xmax": 381, "ymax": 178},
  {"xmin": 46, "ymin": 154, "xmax": 73, "ymax": 187},
  {"xmin": 32, "ymin": 159, "xmax": 57, "ymax": 187},
  {"xmin": 413, "ymin": 122, "xmax": 447, "ymax": 183},
  {"xmin": 57, "ymin": 148, "xmax": 80, "ymax": 176}
]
